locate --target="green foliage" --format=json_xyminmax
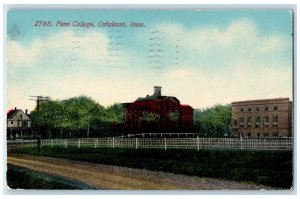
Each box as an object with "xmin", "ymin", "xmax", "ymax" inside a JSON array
[
  {"xmin": 168, "ymin": 110, "xmax": 180, "ymax": 122},
  {"xmin": 106, "ymin": 103, "xmax": 125, "ymax": 124},
  {"xmin": 194, "ymin": 104, "xmax": 232, "ymax": 137},
  {"xmin": 140, "ymin": 112, "xmax": 160, "ymax": 122},
  {"xmin": 30, "ymin": 96, "xmax": 125, "ymax": 138}
]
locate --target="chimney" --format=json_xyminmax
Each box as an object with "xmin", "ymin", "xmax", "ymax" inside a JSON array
[
  {"xmin": 15, "ymin": 107, "xmax": 17, "ymax": 110},
  {"xmin": 25, "ymin": 109, "xmax": 28, "ymax": 114},
  {"xmin": 153, "ymin": 86, "xmax": 162, "ymax": 96}
]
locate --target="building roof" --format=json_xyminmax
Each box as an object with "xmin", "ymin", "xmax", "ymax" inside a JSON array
[
  {"xmin": 135, "ymin": 95, "xmax": 180, "ymax": 102},
  {"xmin": 7, "ymin": 109, "xmax": 21, "ymax": 119},
  {"xmin": 180, "ymin": 104, "xmax": 194, "ymax": 109},
  {"xmin": 7, "ymin": 109, "xmax": 31, "ymax": 120},
  {"xmin": 232, "ymin": 97, "xmax": 291, "ymax": 105}
]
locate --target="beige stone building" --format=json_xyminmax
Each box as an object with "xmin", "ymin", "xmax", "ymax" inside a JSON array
[{"xmin": 232, "ymin": 98, "xmax": 292, "ymax": 138}]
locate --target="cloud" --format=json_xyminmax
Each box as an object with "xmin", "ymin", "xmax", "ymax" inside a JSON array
[
  {"xmin": 7, "ymin": 30, "xmax": 111, "ymax": 72},
  {"xmin": 7, "ymin": 18, "xmax": 293, "ymax": 111},
  {"xmin": 142, "ymin": 18, "xmax": 293, "ymax": 108},
  {"xmin": 161, "ymin": 64, "xmax": 292, "ymax": 109},
  {"xmin": 7, "ymin": 70, "xmax": 150, "ymax": 111},
  {"xmin": 168, "ymin": 67, "xmax": 194, "ymax": 78},
  {"xmin": 7, "ymin": 40, "xmax": 43, "ymax": 67},
  {"xmin": 155, "ymin": 18, "xmax": 291, "ymax": 62}
]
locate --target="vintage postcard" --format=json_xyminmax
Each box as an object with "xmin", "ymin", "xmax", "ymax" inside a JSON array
[{"xmin": 5, "ymin": 8, "xmax": 294, "ymax": 191}]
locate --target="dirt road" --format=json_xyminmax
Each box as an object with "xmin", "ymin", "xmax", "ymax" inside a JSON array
[{"xmin": 7, "ymin": 154, "xmax": 277, "ymax": 190}]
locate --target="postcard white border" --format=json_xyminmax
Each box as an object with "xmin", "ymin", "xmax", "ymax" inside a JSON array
[{"xmin": 1, "ymin": 1, "xmax": 299, "ymax": 199}]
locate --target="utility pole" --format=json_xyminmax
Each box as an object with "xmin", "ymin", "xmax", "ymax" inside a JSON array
[
  {"xmin": 29, "ymin": 95, "xmax": 50, "ymax": 151},
  {"xmin": 29, "ymin": 96, "xmax": 51, "ymax": 111}
]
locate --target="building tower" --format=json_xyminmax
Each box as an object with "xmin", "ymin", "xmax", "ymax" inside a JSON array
[{"xmin": 153, "ymin": 86, "xmax": 162, "ymax": 96}]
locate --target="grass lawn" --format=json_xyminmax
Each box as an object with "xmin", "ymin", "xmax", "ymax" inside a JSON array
[{"xmin": 9, "ymin": 145, "xmax": 293, "ymax": 189}]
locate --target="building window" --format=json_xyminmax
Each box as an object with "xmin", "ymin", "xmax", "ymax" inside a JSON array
[
  {"xmin": 239, "ymin": 117, "xmax": 244, "ymax": 123},
  {"xmin": 273, "ymin": 132, "xmax": 278, "ymax": 137},
  {"xmin": 10, "ymin": 121, "xmax": 13, "ymax": 124},
  {"xmin": 248, "ymin": 107, "xmax": 252, "ymax": 112},
  {"xmin": 273, "ymin": 115, "xmax": 278, "ymax": 128},
  {"xmin": 234, "ymin": 119, "xmax": 237, "ymax": 126},
  {"xmin": 240, "ymin": 107, "xmax": 244, "ymax": 112},
  {"xmin": 263, "ymin": 132, "xmax": 269, "ymax": 137},
  {"xmin": 265, "ymin": 106, "xmax": 269, "ymax": 111},
  {"xmin": 274, "ymin": 105, "xmax": 278, "ymax": 111},
  {"xmin": 247, "ymin": 116, "xmax": 252, "ymax": 127},
  {"xmin": 264, "ymin": 116, "xmax": 269, "ymax": 128},
  {"xmin": 248, "ymin": 133, "xmax": 251, "ymax": 137},
  {"xmin": 257, "ymin": 133, "xmax": 260, "ymax": 137},
  {"xmin": 20, "ymin": 114, "xmax": 22, "ymax": 119},
  {"xmin": 256, "ymin": 116, "xmax": 260, "ymax": 122},
  {"xmin": 256, "ymin": 107, "xmax": 260, "ymax": 111},
  {"xmin": 264, "ymin": 116, "xmax": 269, "ymax": 123},
  {"xmin": 239, "ymin": 117, "xmax": 244, "ymax": 128},
  {"xmin": 255, "ymin": 116, "xmax": 260, "ymax": 128}
]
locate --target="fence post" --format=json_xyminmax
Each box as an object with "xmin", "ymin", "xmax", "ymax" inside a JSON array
[
  {"xmin": 264, "ymin": 138, "xmax": 267, "ymax": 149},
  {"xmin": 65, "ymin": 139, "xmax": 67, "ymax": 149},
  {"xmin": 94, "ymin": 139, "xmax": 97, "ymax": 149},
  {"xmin": 78, "ymin": 139, "xmax": 81, "ymax": 148},
  {"xmin": 113, "ymin": 138, "xmax": 115, "ymax": 149},
  {"xmin": 37, "ymin": 137, "xmax": 40, "ymax": 153},
  {"xmin": 197, "ymin": 136, "xmax": 199, "ymax": 151},
  {"xmin": 51, "ymin": 139, "xmax": 53, "ymax": 148},
  {"xmin": 136, "ymin": 137, "xmax": 138, "ymax": 149},
  {"xmin": 164, "ymin": 137, "xmax": 167, "ymax": 150},
  {"xmin": 240, "ymin": 135, "xmax": 243, "ymax": 150}
]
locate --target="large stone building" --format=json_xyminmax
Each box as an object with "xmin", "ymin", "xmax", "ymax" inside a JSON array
[
  {"xmin": 232, "ymin": 98, "xmax": 292, "ymax": 138},
  {"xmin": 122, "ymin": 86, "xmax": 194, "ymax": 133}
]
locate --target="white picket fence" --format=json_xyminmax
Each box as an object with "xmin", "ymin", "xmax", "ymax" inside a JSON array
[
  {"xmin": 41, "ymin": 137, "xmax": 292, "ymax": 151},
  {"xmin": 7, "ymin": 139, "xmax": 38, "ymax": 145}
]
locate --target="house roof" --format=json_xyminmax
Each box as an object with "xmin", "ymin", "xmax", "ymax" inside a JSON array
[
  {"xmin": 7, "ymin": 109, "xmax": 31, "ymax": 120},
  {"xmin": 7, "ymin": 109, "xmax": 21, "ymax": 119}
]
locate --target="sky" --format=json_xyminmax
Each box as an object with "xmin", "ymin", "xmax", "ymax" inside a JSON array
[{"xmin": 6, "ymin": 9, "xmax": 293, "ymax": 111}]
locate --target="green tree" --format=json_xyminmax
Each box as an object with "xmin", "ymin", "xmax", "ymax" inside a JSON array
[
  {"xmin": 194, "ymin": 104, "xmax": 232, "ymax": 137},
  {"xmin": 106, "ymin": 103, "xmax": 125, "ymax": 124},
  {"xmin": 30, "ymin": 95, "xmax": 125, "ymax": 138}
]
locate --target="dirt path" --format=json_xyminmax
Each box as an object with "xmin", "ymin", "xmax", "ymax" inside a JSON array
[{"xmin": 7, "ymin": 154, "xmax": 277, "ymax": 190}]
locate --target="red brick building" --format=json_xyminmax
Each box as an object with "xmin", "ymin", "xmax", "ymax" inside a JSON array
[{"xmin": 123, "ymin": 86, "xmax": 194, "ymax": 133}]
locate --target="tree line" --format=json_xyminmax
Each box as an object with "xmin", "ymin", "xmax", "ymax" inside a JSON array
[
  {"xmin": 30, "ymin": 96, "xmax": 124, "ymax": 138},
  {"xmin": 30, "ymin": 95, "xmax": 233, "ymax": 138}
]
